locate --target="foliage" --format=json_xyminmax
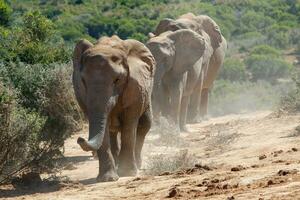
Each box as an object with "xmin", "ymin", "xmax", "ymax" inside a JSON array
[
  {"xmin": 0, "ymin": 62, "xmax": 83, "ymax": 183},
  {"xmin": 0, "ymin": 0, "xmax": 299, "ymax": 182},
  {"xmin": 250, "ymin": 45, "xmax": 281, "ymax": 57},
  {"xmin": 280, "ymin": 68, "xmax": 300, "ymax": 112},
  {"xmin": 0, "ymin": 0, "xmax": 12, "ymax": 26},
  {"xmin": 218, "ymin": 58, "xmax": 247, "ymax": 82},
  {"xmin": 0, "ymin": 11, "xmax": 69, "ymax": 64},
  {"xmin": 0, "ymin": 81, "xmax": 46, "ymax": 182},
  {"xmin": 245, "ymin": 54, "xmax": 292, "ymax": 82},
  {"xmin": 145, "ymin": 150, "xmax": 196, "ymax": 175}
]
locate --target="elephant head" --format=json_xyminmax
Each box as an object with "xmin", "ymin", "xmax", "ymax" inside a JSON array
[
  {"xmin": 73, "ymin": 36, "xmax": 130, "ymax": 152},
  {"xmin": 154, "ymin": 14, "xmax": 222, "ymax": 51},
  {"xmin": 146, "ymin": 29, "xmax": 206, "ymax": 115}
]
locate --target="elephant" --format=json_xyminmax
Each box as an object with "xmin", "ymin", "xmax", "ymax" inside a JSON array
[
  {"xmin": 146, "ymin": 29, "xmax": 206, "ymax": 130},
  {"xmin": 190, "ymin": 36, "xmax": 227, "ymax": 121},
  {"xmin": 153, "ymin": 13, "xmax": 227, "ymax": 122},
  {"xmin": 72, "ymin": 35, "xmax": 155, "ymax": 182}
]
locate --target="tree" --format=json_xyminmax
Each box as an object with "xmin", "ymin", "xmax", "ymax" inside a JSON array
[{"xmin": 0, "ymin": 0, "xmax": 12, "ymax": 26}]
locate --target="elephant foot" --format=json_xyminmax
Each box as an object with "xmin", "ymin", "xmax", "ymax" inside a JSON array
[
  {"xmin": 118, "ymin": 164, "xmax": 137, "ymax": 177},
  {"xmin": 96, "ymin": 170, "xmax": 119, "ymax": 182},
  {"xmin": 202, "ymin": 116, "xmax": 210, "ymax": 121},
  {"xmin": 180, "ymin": 125, "xmax": 192, "ymax": 133},
  {"xmin": 188, "ymin": 118, "xmax": 202, "ymax": 124},
  {"xmin": 136, "ymin": 156, "xmax": 142, "ymax": 169}
]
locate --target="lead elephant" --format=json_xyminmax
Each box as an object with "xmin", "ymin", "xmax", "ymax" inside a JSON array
[
  {"xmin": 153, "ymin": 13, "xmax": 227, "ymax": 122},
  {"xmin": 146, "ymin": 29, "xmax": 206, "ymax": 130},
  {"xmin": 72, "ymin": 35, "xmax": 155, "ymax": 182}
]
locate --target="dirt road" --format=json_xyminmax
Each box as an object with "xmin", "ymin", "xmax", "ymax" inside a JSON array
[{"xmin": 1, "ymin": 111, "xmax": 300, "ymax": 200}]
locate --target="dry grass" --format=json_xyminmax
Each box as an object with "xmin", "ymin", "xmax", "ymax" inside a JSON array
[{"xmin": 145, "ymin": 150, "xmax": 197, "ymax": 175}]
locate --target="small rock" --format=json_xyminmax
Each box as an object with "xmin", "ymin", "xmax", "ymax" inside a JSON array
[
  {"xmin": 159, "ymin": 171, "xmax": 171, "ymax": 176},
  {"xmin": 167, "ymin": 187, "xmax": 179, "ymax": 198},
  {"xmin": 278, "ymin": 169, "xmax": 298, "ymax": 176},
  {"xmin": 194, "ymin": 164, "xmax": 211, "ymax": 171},
  {"xmin": 211, "ymin": 178, "xmax": 220, "ymax": 183},
  {"xmin": 267, "ymin": 180, "xmax": 274, "ymax": 185},
  {"xmin": 231, "ymin": 165, "xmax": 245, "ymax": 172},
  {"xmin": 223, "ymin": 183, "xmax": 230, "ymax": 189},
  {"xmin": 292, "ymin": 148, "xmax": 298, "ymax": 152},
  {"xmin": 259, "ymin": 154, "xmax": 267, "ymax": 160},
  {"xmin": 227, "ymin": 196, "xmax": 235, "ymax": 200},
  {"xmin": 274, "ymin": 150, "xmax": 283, "ymax": 154},
  {"xmin": 132, "ymin": 177, "xmax": 141, "ymax": 181}
]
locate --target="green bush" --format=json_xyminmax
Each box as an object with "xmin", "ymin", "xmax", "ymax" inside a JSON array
[
  {"xmin": 266, "ymin": 25, "xmax": 291, "ymax": 48},
  {"xmin": 250, "ymin": 45, "xmax": 281, "ymax": 57},
  {"xmin": 245, "ymin": 54, "xmax": 293, "ymax": 82},
  {"xmin": 280, "ymin": 69, "xmax": 300, "ymax": 113},
  {"xmin": 0, "ymin": 0, "xmax": 12, "ymax": 26},
  {"xmin": 218, "ymin": 58, "xmax": 247, "ymax": 82},
  {"xmin": 0, "ymin": 63, "xmax": 84, "ymax": 183},
  {"xmin": 0, "ymin": 81, "xmax": 46, "ymax": 182},
  {"xmin": 0, "ymin": 11, "xmax": 70, "ymax": 64}
]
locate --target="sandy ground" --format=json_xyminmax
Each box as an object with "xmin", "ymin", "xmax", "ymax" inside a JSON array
[{"xmin": 1, "ymin": 111, "xmax": 300, "ymax": 200}]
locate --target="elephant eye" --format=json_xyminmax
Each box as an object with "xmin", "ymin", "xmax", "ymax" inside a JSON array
[
  {"xmin": 114, "ymin": 77, "xmax": 120, "ymax": 85},
  {"xmin": 111, "ymin": 56, "xmax": 120, "ymax": 63}
]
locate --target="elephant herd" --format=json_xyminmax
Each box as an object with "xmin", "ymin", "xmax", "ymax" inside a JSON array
[{"xmin": 72, "ymin": 13, "xmax": 227, "ymax": 182}]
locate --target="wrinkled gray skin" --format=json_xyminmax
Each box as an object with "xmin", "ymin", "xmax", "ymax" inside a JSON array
[
  {"xmin": 192, "ymin": 36, "xmax": 227, "ymax": 120},
  {"xmin": 146, "ymin": 29, "xmax": 206, "ymax": 130},
  {"xmin": 153, "ymin": 13, "xmax": 227, "ymax": 123},
  {"xmin": 73, "ymin": 36, "xmax": 155, "ymax": 182}
]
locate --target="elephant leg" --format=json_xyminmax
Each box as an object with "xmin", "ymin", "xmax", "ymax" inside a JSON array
[
  {"xmin": 161, "ymin": 86, "xmax": 170, "ymax": 117},
  {"xmin": 179, "ymin": 95, "xmax": 190, "ymax": 132},
  {"xmin": 96, "ymin": 130, "xmax": 119, "ymax": 182},
  {"xmin": 199, "ymin": 88, "xmax": 209, "ymax": 118},
  {"xmin": 187, "ymin": 86, "xmax": 202, "ymax": 123},
  {"xmin": 135, "ymin": 107, "xmax": 151, "ymax": 169},
  {"xmin": 110, "ymin": 132, "xmax": 120, "ymax": 166},
  {"xmin": 169, "ymin": 79, "xmax": 184, "ymax": 125},
  {"xmin": 118, "ymin": 112, "xmax": 138, "ymax": 177}
]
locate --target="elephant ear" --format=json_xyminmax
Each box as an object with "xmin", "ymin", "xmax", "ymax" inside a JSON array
[
  {"xmin": 121, "ymin": 39, "xmax": 156, "ymax": 108},
  {"xmin": 154, "ymin": 18, "xmax": 180, "ymax": 35},
  {"xmin": 197, "ymin": 15, "xmax": 222, "ymax": 50},
  {"xmin": 73, "ymin": 39, "xmax": 94, "ymax": 71},
  {"xmin": 72, "ymin": 39, "xmax": 93, "ymax": 115},
  {"xmin": 168, "ymin": 29, "xmax": 205, "ymax": 73},
  {"xmin": 125, "ymin": 39, "xmax": 156, "ymax": 77}
]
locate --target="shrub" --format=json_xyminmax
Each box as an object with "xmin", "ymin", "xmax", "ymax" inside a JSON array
[
  {"xmin": 265, "ymin": 25, "xmax": 291, "ymax": 48},
  {"xmin": 245, "ymin": 54, "xmax": 293, "ymax": 82},
  {"xmin": 0, "ymin": 11, "xmax": 70, "ymax": 64},
  {"xmin": 250, "ymin": 45, "xmax": 281, "ymax": 57},
  {"xmin": 0, "ymin": 0, "xmax": 12, "ymax": 26},
  {"xmin": 280, "ymin": 68, "xmax": 300, "ymax": 113},
  {"xmin": 218, "ymin": 58, "xmax": 247, "ymax": 82},
  {"xmin": 0, "ymin": 81, "xmax": 46, "ymax": 182},
  {"xmin": 145, "ymin": 150, "xmax": 197, "ymax": 175},
  {"xmin": 0, "ymin": 63, "xmax": 84, "ymax": 183}
]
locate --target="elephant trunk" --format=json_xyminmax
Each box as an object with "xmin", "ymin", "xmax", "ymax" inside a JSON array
[
  {"xmin": 77, "ymin": 112, "xmax": 108, "ymax": 152},
  {"xmin": 77, "ymin": 86, "xmax": 113, "ymax": 152}
]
